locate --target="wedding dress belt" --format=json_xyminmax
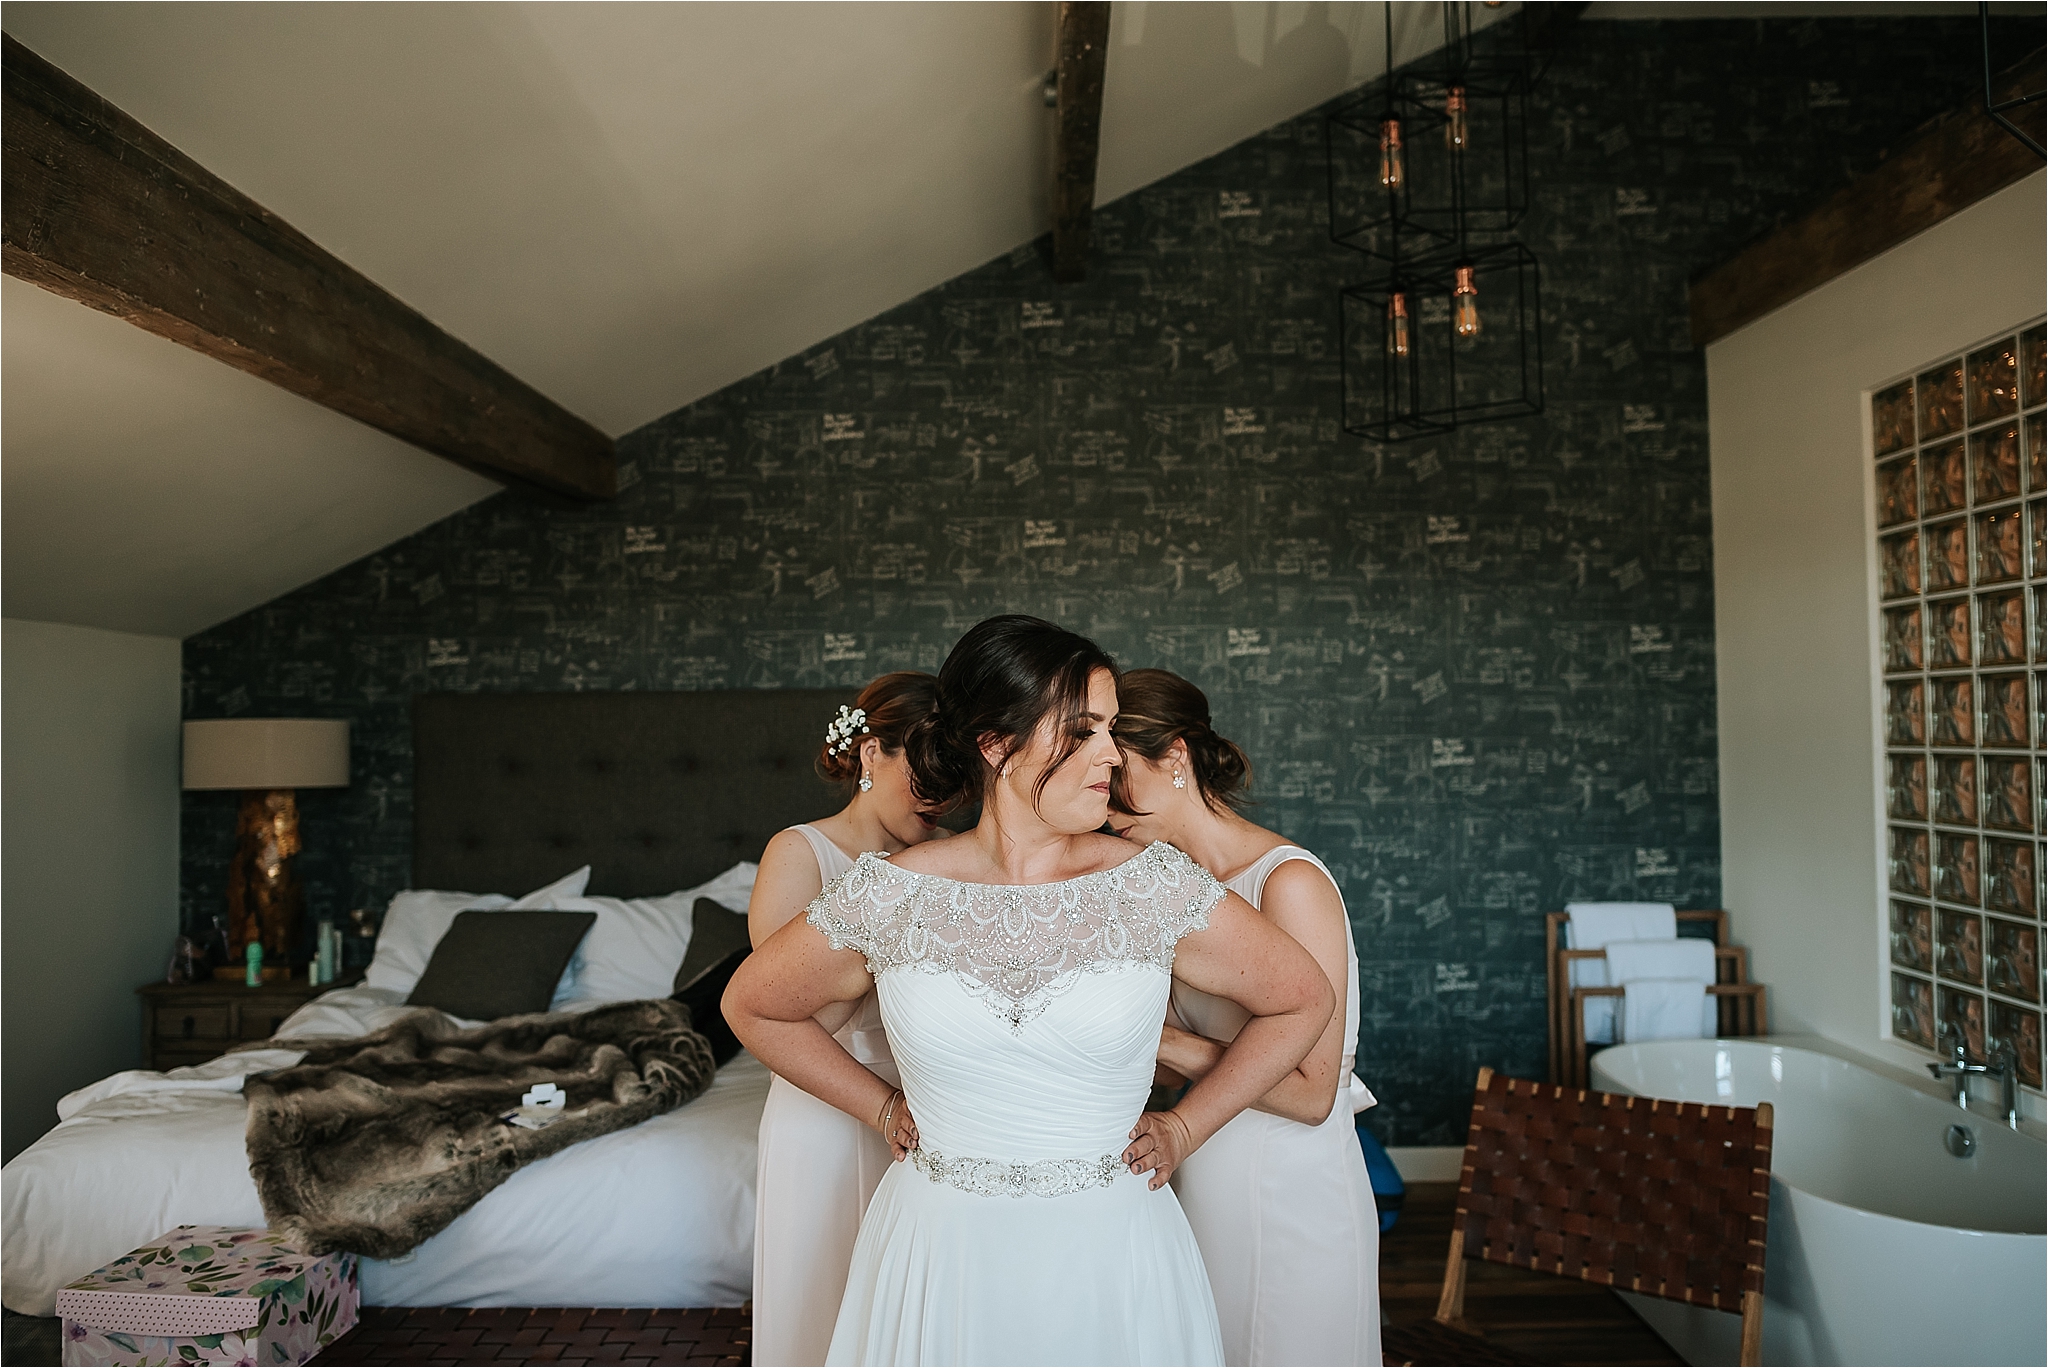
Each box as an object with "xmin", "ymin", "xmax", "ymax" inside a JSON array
[{"xmin": 909, "ymin": 1144, "xmax": 1125, "ymax": 1199}]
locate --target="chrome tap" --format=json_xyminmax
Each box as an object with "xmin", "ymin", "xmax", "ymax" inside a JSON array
[{"xmin": 1928, "ymin": 1034, "xmax": 2020, "ymax": 1129}]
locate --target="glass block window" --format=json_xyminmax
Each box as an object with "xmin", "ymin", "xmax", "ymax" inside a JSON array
[{"xmin": 1877, "ymin": 322, "xmax": 2045, "ymax": 1098}]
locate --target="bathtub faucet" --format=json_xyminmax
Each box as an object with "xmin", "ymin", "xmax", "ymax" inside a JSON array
[{"xmin": 1928, "ymin": 1037, "xmax": 2019, "ymax": 1128}]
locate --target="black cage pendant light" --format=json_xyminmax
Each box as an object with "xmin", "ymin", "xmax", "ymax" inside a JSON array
[
  {"xmin": 1326, "ymin": 3, "xmax": 1531, "ymax": 260},
  {"xmin": 1341, "ymin": 240, "xmax": 1542, "ymax": 441},
  {"xmin": 1331, "ymin": 1, "xmax": 1544, "ymax": 442}
]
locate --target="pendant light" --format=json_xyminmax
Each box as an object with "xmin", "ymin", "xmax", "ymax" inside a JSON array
[{"xmin": 1332, "ymin": 2, "xmax": 1545, "ymax": 441}]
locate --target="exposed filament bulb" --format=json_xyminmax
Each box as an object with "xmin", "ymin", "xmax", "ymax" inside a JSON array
[
  {"xmin": 1378, "ymin": 116, "xmax": 1405, "ymax": 190},
  {"xmin": 1452, "ymin": 265, "xmax": 1480, "ymax": 337},
  {"xmin": 1387, "ymin": 291, "xmax": 1412, "ymax": 357},
  {"xmin": 1445, "ymin": 85, "xmax": 1469, "ymax": 151}
]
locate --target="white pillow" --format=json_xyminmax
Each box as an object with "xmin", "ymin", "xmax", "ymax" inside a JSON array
[
  {"xmin": 361, "ymin": 866, "xmax": 592, "ymax": 997},
  {"xmin": 552, "ymin": 861, "xmax": 758, "ymax": 1008}
]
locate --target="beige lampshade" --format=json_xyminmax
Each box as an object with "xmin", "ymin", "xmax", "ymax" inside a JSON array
[{"xmin": 182, "ymin": 718, "xmax": 350, "ymax": 791}]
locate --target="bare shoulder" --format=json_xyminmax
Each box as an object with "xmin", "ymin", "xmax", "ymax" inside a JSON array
[
  {"xmin": 1261, "ymin": 854, "xmax": 1341, "ymax": 902},
  {"xmin": 756, "ymin": 826, "xmax": 819, "ymax": 878},
  {"xmin": 887, "ymin": 837, "xmax": 976, "ymax": 878},
  {"xmin": 1084, "ymin": 831, "xmax": 1150, "ymax": 873}
]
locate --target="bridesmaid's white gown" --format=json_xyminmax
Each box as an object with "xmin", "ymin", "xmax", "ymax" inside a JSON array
[
  {"xmin": 1169, "ymin": 845, "xmax": 1382, "ymax": 1367},
  {"xmin": 808, "ymin": 842, "xmax": 1228, "ymax": 1367},
  {"xmin": 752, "ymin": 825, "xmax": 899, "ymax": 1368}
]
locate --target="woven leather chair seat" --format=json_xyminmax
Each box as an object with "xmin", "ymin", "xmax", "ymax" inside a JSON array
[{"xmin": 1384, "ymin": 1067, "xmax": 1773, "ymax": 1366}]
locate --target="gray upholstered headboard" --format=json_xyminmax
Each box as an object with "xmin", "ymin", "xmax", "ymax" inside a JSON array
[{"xmin": 412, "ymin": 689, "xmax": 852, "ymax": 897}]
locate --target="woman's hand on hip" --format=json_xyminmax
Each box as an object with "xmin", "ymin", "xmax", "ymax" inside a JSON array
[
  {"xmin": 877, "ymin": 1093, "xmax": 919, "ymax": 1161},
  {"xmin": 1123, "ymin": 1109, "xmax": 1195, "ymax": 1190}
]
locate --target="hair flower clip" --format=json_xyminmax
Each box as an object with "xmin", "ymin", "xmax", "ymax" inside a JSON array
[{"xmin": 825, "ymin": 705, "xmax": 870, "ymax": 757}]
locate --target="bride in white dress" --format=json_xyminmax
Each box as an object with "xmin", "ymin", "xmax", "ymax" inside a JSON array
[
  {"xmin": 747, "ymin": 673, "xmax": 951, "ymax": 1367},
  {"xmin": 726, "ymin": 616, "xmax": 1334, "ymax": 1366},
  {"xmin": 1110, "ymin": 669, "xmax": 1381, "ymax": 1367}
]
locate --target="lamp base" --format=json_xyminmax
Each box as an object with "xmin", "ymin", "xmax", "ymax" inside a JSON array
[{"xmin": 227, "ymin": 788, "xmax": 304, "ymax": 969}]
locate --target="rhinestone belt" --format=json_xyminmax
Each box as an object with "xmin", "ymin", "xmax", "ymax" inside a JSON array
[{"xmin": 909, "ymin": 1145, "xmax": 1125, "ymax": 1199}]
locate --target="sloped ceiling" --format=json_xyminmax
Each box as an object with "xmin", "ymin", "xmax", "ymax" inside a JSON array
[{"xmin": 8, "ymin": 1, "xmax": 1501, "ymax": 638}]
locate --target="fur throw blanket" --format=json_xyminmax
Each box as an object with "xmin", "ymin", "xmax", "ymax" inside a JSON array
[{"xmin": 242, "ymin": 999, "xmax": 716, "ymax": 1258}]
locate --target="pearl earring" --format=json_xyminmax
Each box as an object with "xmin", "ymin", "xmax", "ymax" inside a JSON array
[
  {"xmin": 1172, "ymin": 768, "xmax": 1187, "ymax": 790},
  {"xmin": 859, "ymin": 773, "xmax": 873, "ymax": 793}
]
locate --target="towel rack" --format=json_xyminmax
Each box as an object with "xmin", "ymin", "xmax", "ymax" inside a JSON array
[{"xmin": 1543, "ymin": 909, "xmax": 1735, "ymax": 1086}]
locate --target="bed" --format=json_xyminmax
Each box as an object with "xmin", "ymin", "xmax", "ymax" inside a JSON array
[{"xmin": 2, "ymin": 688, "xmax": 850, "ymax": 1317}]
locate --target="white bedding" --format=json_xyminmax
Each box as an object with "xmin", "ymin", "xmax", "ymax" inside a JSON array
[{"xmin": 1, "ymin": 986, "xmax": 770, "ymax": 1316}]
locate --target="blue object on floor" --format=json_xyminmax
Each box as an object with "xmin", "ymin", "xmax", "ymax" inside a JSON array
[{"xmin": 1356, "ymin": 1120, "xmax": 1405, "ymax": 1234}]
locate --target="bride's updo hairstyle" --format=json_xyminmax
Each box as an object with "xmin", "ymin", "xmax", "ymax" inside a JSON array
[
  {"xmin": 903, "ymin": 615, "xmax": 1118, "ymax": 810},
  {"xmin": 816, "ymin": 671, "xmax": 941, "ymax": 788},
  {"xmin": 1110, "ymin": 668, "xmax": 1254, "ymax": 814}
]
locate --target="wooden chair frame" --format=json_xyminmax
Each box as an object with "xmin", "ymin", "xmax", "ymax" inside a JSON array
[
  {"xmin": 1544, "ymin": 909, "xmax": 1731, "ymax": 1084},
  {"xmin": 1564, "ymin": 983, "xmax": 1771, "ymax": 1087},
  {"xmin": 1428, "ymin": 1067, "xmax": 1773, "ymax": 1367}
]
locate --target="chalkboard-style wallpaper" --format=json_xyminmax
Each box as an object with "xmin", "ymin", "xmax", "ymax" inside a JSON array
[{"xmin": 184, "ymin": 16, "xmax": 2020, "ymax": 1142}]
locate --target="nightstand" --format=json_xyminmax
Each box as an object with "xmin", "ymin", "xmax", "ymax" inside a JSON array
[{"xmin": 137, "ymin": 974, "xmax": 360, "ymax": 1071}]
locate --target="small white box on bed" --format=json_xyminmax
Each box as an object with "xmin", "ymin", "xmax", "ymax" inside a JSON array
[{"xmin": 55, "ymin": 1226, "xmax": 357, "ymax": 1367}]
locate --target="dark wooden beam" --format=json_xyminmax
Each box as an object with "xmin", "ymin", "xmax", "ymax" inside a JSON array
[
  {"xmin": 2, "ymin": 34, "xmax": 615, "ymax": 500},
  {"xmin": 1689, "ymin": 51, "xmax": 2045, "ymax": 348},
  {"xmin": 1050, "ymin": 2, "xmax": 1112, "ymax": 284}
]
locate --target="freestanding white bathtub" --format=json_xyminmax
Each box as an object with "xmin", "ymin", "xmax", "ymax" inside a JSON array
[{"xmin": 1590, "ymin": 1037, "xmax": 2044, "ymax": 1367}]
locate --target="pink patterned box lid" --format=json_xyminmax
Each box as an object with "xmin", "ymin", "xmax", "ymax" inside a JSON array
[{"xmin": 56, "ymin": 1227, "xmax": 339, "ymax": 1337}]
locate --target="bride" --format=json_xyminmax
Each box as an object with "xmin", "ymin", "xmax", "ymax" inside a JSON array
[{"xmin": 725, "ymin": 615, "xmax": 1333, "ymax": 1366}]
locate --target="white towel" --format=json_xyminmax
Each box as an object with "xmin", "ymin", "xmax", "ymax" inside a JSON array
[
  {"xmin": 1622, "ymin": 979, "xmax": 1717, "ymax": 1042},
  {"xmin": 1608, "ymin": 937, "xmax": 1718, "ymax": 1041},
  {"xmin": 1604, "ymin": 936, "xmax": 1715, "ymax": 984},
  {"xmin": 1564, "ymin": 902, "xmax": 1677, "ymax": 1043}
]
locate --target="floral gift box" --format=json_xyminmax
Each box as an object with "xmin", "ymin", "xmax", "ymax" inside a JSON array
[{"xmin": 55, "ymin": 1226, "xmax": 357, "ymax": 1367}]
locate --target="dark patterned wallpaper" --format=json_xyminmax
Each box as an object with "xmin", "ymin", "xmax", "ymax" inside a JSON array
[{"xmin": 183, "ymin": 17, "xmax": 2025, "ymax": 1142}]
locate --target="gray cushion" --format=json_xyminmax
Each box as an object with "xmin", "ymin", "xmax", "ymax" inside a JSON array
[
  {"xmin": 674, "ymin": 899, "xmax": 752, "ymax": 993},
  {"xmin": 407, "ymin": 909, "xmax": 597, "ymax": 1020},
  {"xmin": 673, "ymin": 946, "xmax": 750, "ymax": 1066}
]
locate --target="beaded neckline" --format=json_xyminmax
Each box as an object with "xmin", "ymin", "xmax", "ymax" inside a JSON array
[{"xmin": 807, "ymin": 840, "xmax": 1224, "ymax": 1031}]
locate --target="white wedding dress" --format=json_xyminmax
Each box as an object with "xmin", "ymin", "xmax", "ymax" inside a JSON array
[
  {"xmin": 807, "ymin": 841, "xmax": 1228, "ymax": 1367},
  {"xmin": 753, "ymin": 825, "xmax": 899, "ymax": 1367},
  {"xmin": 1168, "ymin": 845, "xmax": 1382, "ymax": 1366}
]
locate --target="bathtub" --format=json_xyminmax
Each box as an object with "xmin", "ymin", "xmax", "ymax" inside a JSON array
[{"xmin": 1590, "ymin": 1037, "xmax": 2044, "ymax": 1367}]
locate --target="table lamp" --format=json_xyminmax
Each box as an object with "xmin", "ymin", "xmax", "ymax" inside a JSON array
[{"xmin": 182, "ymin": 718, "xmax": 349, "ymax": 978}]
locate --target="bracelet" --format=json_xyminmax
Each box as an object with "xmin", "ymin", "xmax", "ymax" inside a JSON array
[{"xmin": 879, "ymin": 1089, "xmax": 903, "ymax": 1137}]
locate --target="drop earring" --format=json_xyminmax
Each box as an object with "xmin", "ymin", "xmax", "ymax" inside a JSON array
[
  {"xmin": 859, "ymin": 772, "xmax": 873, "ymax": 793},
  {"xmin": 1172, "ymin": 768, "xmax": 1187, "ymax": 790}
]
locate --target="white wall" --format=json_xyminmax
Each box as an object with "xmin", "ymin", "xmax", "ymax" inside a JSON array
[
  {"xmin": 2, "ymin": 618, "xmax": 182, "ymax": 1161},
  {"xmin": 1707, "ymin": 171, "xmax": 2045, "ymax": 1084}
]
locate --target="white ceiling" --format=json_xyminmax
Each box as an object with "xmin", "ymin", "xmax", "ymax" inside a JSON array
[
  {"xmin": 1, "ymin": 276, "xmax": 502, "ymax": 639},
  {"xmin": 10, "ymin": 1, "xmax": 2016, "ymax": 639},
  {"xmin": 6, "ymin": 1, "xmax": 1502, "ymax": 640}
]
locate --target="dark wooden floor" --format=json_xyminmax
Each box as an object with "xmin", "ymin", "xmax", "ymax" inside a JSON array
[
  {"xmin": 310, "ymin": 1307, "xmax": 748, "ymax": 1366},
  {"xmin": 8, "ymin": 1181, "xmax": 1687, "ymax": 1367},
  {"xmin": 1383, "ymin": 1182, "xmax": 1685, "ymax": 1367}
]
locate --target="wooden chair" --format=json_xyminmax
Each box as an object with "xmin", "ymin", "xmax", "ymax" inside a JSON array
[
  {"xmin": 1544, "ymin": 909, "xmax": 1734, "ymax": 1085},
  {"xmin": 1381, "ymin": 1068, "xmax": 1773, "ymax": 1368}
]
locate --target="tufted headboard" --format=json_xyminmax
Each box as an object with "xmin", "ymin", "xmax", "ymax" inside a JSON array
[{"xmin": 411, "ymin": 690, "xmax": 853, "ymax": 897}]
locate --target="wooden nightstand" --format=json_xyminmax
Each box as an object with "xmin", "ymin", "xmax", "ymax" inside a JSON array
[{"xmin": 137, "ymin": 974, "xmax": 360, "ymax": 1071}]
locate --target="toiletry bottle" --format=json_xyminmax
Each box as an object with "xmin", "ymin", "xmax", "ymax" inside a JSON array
[{"xmin": 245, "ymin": 941, "xmax": 263, "ymax": 988}]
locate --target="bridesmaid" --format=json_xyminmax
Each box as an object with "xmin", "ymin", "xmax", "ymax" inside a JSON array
[
  {"xmin": 1111, "ymin": 668, "xmax": 1381, "ymax": 1368},
  {"xmin": 748, "ymin": 672, "xmax": 950, "ymax": 1367}
]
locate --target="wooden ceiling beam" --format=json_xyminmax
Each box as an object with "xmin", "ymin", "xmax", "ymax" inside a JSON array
[
  {"xmin": 1689, "ymin": 50, "xmax": 2045, "ymax": 349},
  {"xmin": 1, "ymin": 34, "xmax": 615, "ymax": 500},
  {"xmin": 1050, "ymin": 2, "xmax": 1112, "ymax": 284}
]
